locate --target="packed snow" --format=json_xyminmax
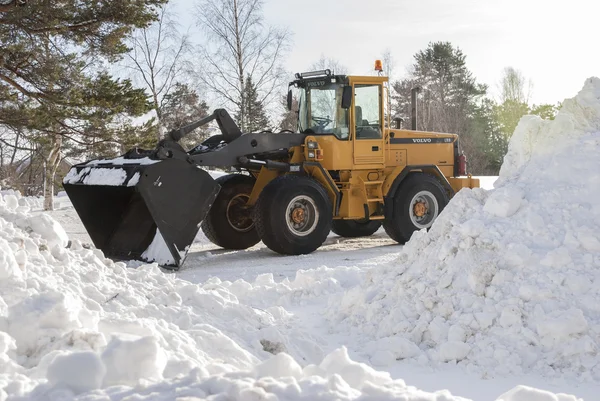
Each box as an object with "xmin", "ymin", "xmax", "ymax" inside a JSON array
[
  {"xmin": 140, "ymin": 228, "xmax": 177, "ymax": 266},
  {"xmin": 63, "ymin": 167, "xmax": 132, "ymax": 187},
  {"xmin": 326, "ymin": 77, "xmax": 600, "ymax": 383},
  {"xmin": 3, "ymin": 77, "xmax": 599, "ymax": 400},
  {"xmin": 0, "ymin": 195, "xmax": 483, "ymax": 401},
  {"xmin": 84, "ymin": 156, "xmax": 159, "ymax": 166}
]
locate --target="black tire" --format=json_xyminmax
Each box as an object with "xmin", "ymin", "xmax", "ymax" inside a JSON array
[
  {"xmin": 383, "ymin": 173, "xmax": 449, "ymax": 244},
  {"xmin": 201, "ymin": 173, "xmax": 260, "ymax": 250},
  {"xmin": 254, "ymin": 175, "xmax": 332, "ymax": 255},
  {"xmin": 331, "ymin": 219, "xmax": 381, "ymax": 238}
]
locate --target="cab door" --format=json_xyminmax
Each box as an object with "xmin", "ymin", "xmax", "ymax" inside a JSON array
[{"xmin": 352, "ymin": 83, "xmax": 385, "ymax": 166}]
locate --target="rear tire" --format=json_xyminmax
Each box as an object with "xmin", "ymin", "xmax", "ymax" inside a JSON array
[
  {"xmin": 383, "ymin": 173, "xmax": 449, "ymax": 244},
  {"xmin": 254, "ymin": 175, "xmax": 332, "ymax": 255},
  {"xmin": 331, "ymin": 219, "xmax": 381, "ymax": 238},
  {"xmin": 201, "ymin": 173, "xmax": 260, "ymax": 250}
]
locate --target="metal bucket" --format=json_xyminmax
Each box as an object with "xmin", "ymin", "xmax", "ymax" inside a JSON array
[{"xmin": 62, "ymin": 157, "xmax": 220, "ymax": 268}]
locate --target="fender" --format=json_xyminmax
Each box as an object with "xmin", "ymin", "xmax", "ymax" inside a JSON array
[
  {"xmin": 383, "ymin": 164, "xmax": 455, "ymax": 220},
  {"xmin": 303, "ymin": 162, "xmax": 342, "ymax": 216}
]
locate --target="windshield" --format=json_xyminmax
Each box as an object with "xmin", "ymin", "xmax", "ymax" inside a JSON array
[{"xmin": 298, "ymin": 83, "xmax": 349, "ymax": 140}]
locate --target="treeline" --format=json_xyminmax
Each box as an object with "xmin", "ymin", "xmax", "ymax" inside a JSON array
[{"xmin": 0, "ymin": 0, "xmax": 559, "ymax": 209}]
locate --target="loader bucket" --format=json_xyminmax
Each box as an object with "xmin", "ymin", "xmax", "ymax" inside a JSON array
[{"xmin": 62, "ymin": 157, "xmax": 220, "ymax": 268}]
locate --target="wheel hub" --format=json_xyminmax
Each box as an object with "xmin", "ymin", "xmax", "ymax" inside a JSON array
[
  {"xmin": 285, "ymin": 195, "xmax": 319, "ymax": 237},
  {"xmin": 226, "ymin": 194, "xmax": 254, "ymax": 233},
  {"xmin": 413, "ymin": 201, "xmax": 427, "ymax": 217},
  {"xmin": 291, "ymin": 207, "xmax": 305, "ymax": 224},
  {"xmin": 408, "ymin": 190, "xmax": 439, "ymax": 229}
]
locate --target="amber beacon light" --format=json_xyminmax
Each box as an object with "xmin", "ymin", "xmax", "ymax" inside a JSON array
[{"xmin": 374, "ymin": 59, "xmax": 383, "ymax": 71}]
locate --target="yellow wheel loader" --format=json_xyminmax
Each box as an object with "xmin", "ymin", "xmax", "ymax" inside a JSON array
[{"xmin": 63, "ymin": 67, "xmax": 479, "ymax": 269}]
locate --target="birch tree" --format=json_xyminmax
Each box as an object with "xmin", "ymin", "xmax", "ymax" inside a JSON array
[
  {"xmin": 309, "ymin": 55, "xmax": 348, "ymax": 75},
  {"xmin": 124, "ymin": 3, "xmax": 192, "ymax": 141},
  {"xmin": 194, "ymin": 0, "xmax": 291, "ymax": 132},
  {"xmin": 381, "ymin": 48, "xmax": 396, "ymax": 126}
]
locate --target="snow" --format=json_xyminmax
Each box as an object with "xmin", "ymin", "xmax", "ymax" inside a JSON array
[
  {"xmin": 326, "ymin": 77, "xmax": 600, "ymax": 383},
  {"xmin": 126, "ymin": 171, "xmax": 140, "ymax": 186},
  {"xmin": 0, "ymin": 193, "xmax": 580, "ymax": 400},
  {"xmin": 101, "ymin": 336, "xmax": 167, "ymax": 387},
  {"xmin": 64, "ymin": 163, "xmax": 226, "ymax": 188},
  {"xmin": 46, "ymin": 351, "xmax": 106, "ymax": 394},
  {"xmin": 140, "ymin": 228, "xmax": 176, "ymax": 265},
  {"xmin": 496, "ymin": 386, "xmax": 582, "ymax": 401},
  {"xmin": 2, "ymin": 76, "xmax": 599, "ymax": 400},
  {"xmin": 0, "ymin": 206, "xmax": 478, "ymax": 401},
  {"xmin": 84, "ymin": 156, "xmax": 159, "ymax": 166},
  {"xmin": 63, "ymin": 166, "xmax": 136, "ymax": 187}
]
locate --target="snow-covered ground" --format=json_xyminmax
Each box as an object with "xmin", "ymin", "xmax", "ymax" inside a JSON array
[{"xmin": 2, "ymin": 78, "xmax": 600, "ymax": 400}]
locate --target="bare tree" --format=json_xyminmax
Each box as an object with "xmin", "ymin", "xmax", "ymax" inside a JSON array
[
  {"xmin": 194, "ymin": 0, "xmax": 291, "ymax": 132},
  {"xmin": 498, "ymin": 67, "xmax": 532, "ymax": 104},
  {"xmin": 309, "ymin": 55, "xmax": 348, "ymax": 75},
  {"xmin": 381, "ymin": 48, "xmax": 396, "ymax": 80},
  {"xmin": 381, "ymin": 48, "xmax": 396, "ymax": 126},
  {"xmin": 124, "ymin": 3, "xmax": 191, "ymax": 140},
  {"xmin": 494, "ymin": 66, "xmax": 534, "ymax": 143}
]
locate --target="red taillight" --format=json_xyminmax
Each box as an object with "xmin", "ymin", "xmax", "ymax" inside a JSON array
[{"xmin": 458, "ymin": 154, "xmax": 467, "ymax": 176}]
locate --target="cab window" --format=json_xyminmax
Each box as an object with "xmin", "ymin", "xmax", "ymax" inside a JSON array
[
  {"xmin": 354, "ymin": 84, "xmax": 382, "ymax": 139},
  {"xmin": 298, "ymin": 85, "xmax": 350, "ymax": 140}
]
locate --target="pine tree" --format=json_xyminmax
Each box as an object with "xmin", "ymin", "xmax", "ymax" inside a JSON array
[
  {"xmin": 0, "ymin": 1, "xmax": 166, "ymax": 209},
  {"xmin": 160, "ymin": 83, "xmax": 210, "ymax": 149},
  {"xmin": 391, "ymin": 42, "xmax": 489, "ymax": 173},
  {"xmin": 237, "ymin": 75, "xmax": 270, "ymax": 132},
  {"xmin": 470, "ymin": 98, "xmax": 507, "ymax": 175},
  {"xmin": 392, "ymin": 41, "xmax": 487, "ymax": 135}
]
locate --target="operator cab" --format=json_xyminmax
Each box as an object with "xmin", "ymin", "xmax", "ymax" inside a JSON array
[
  {"xmin": 288, "ymin": 69, "xmax": 387, "ymax": 168},
  {"xmin": 287, "ymin": 70, "xmax": 384, "ymax": 141}
]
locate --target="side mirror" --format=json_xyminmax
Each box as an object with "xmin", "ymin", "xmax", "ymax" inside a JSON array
[
  {"xmin": 286, "ymin": 89, "xmax": 292, "ymax": 111},
  {"xmin": 341, "ymin": 86, "xmax": 352, "ymax": 109}
]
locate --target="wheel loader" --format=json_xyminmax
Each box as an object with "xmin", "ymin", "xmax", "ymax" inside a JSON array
[{"xmin": 62, "ymin": 65, "xmax": 479, "ymax": 269}]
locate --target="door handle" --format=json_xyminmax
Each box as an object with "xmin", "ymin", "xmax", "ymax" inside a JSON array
[{"xmin": 372, "ymin": 146, "xmax": 379, "ymax": 151}]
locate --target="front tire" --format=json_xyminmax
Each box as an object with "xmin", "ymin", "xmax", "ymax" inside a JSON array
[
  {"xmin": 331, "ymin": 219, "xmax": 381, "ymax": 238},
  {"xmin": 254, "ymin": 175, "xmax": 332, "ymax": 255},
  {"xmin": 383, "ymin": 173, "xmax": 449, "ymax": 244},
  {"xmin": 201, "ymin": 174, "xmax": 260, "ymax": 250}
]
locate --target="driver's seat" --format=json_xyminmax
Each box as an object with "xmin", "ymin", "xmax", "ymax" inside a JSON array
[
  {"xmin": 355, "ymin": 106, "xmax": 368, "ymax": 127},
  {"xmin": 355, "ymin": 105, "xmax": 381, "ymax": 139}
]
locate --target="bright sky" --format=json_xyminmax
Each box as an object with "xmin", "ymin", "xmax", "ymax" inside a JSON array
[{"xmin": 176, "ymin": 0, "xmax": 599, "ymax": 105}]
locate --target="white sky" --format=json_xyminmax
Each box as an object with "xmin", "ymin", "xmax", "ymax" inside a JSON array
[{"xmin": 176, "ymin": 0, "xmax": 599, "ymax": 105}]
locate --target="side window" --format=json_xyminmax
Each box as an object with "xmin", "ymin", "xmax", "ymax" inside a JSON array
[{"xmin": 354, "ymin": 84, "xmax": 382, "ymax": 139}]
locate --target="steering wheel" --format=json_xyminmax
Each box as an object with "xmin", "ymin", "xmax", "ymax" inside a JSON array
[{"xmin": 312, "ymin": 116, "xmax": 332, "ymax": 130}]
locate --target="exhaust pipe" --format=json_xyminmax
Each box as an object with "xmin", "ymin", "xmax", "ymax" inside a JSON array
[{"xmin": 411, "ymin": 86, "xmax": 421, "ymax": 131}]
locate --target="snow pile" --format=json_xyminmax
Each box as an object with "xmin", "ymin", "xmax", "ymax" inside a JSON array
[
  {"xmin": 0, "ymin": 191, "xmax": 69, "ymax": 248},
  {"xmin": 328, "ymin": 78, "xmax": 600, "ymax": 381},
  {"xmin": 0, "ymin": 190, "xmax": 44, "ymax": 211},
  {"xmin": 0, "ymin": 192, "xmax": 486, "ymax": 400}
]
